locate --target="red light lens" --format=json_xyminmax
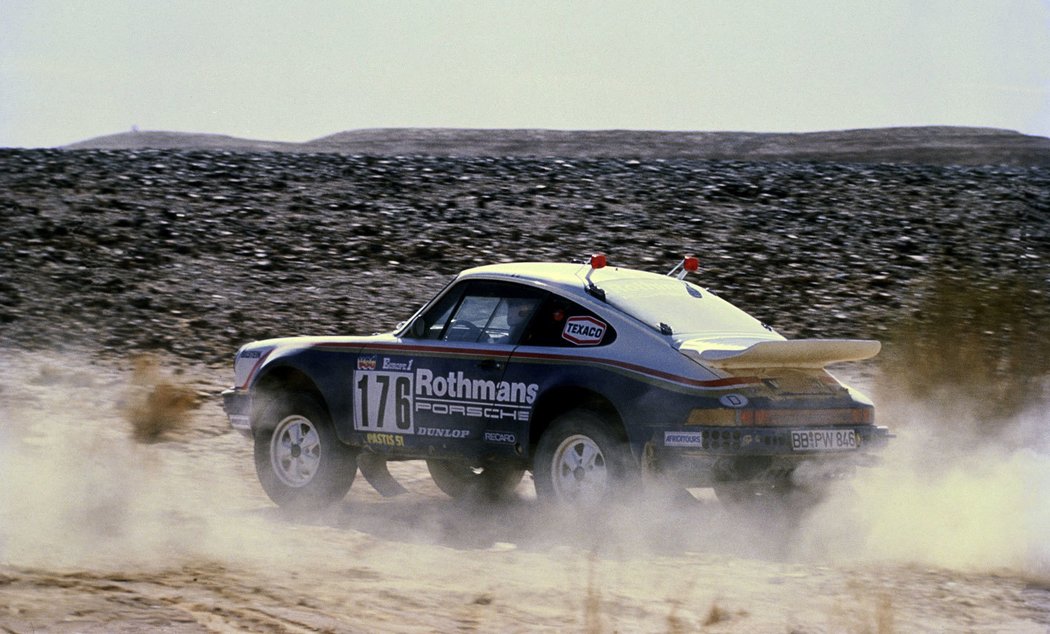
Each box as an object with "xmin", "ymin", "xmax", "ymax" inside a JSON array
[
  {"xmin": 683, "ymin": 256, "xmax": 699, "ymax": 272},
  {"xmin": 590, "ymin": 253, "xmax": 607, "ymax": 269}
]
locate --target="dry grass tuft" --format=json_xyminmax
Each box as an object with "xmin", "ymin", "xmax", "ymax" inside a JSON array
[
  {"xmin": 832, "ymin": 584, "xmax": 897, "ymax": 634},
  {"xmin": 874, "ymin": 594, "xmax": 895, "ymax": 634},
  {"xmin": 878, "ymin": 268, "xmax": 1049, "ymax": 428},
  {"xmin": 665, "ymin": 599, "xmax": 686, "ymax": 633},
  {"xmin": 702, "ymin": 601, "xmax": 730, "ymax": 626},
  {"xmin": 123, "ymin": 355, "xmax": 198, "ymax": 443},
  {"xmin": 584, "ymin": 552, "xmax": 602, "ymax": 634}
]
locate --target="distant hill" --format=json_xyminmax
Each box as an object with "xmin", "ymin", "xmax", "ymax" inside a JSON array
[
  {"xmin": 63, "ymin": 131, "xmax": 301, "ymax": 153},
  {"xmin": 61, "ymin": 126, "xmax": 1050, "ymax": 167}
]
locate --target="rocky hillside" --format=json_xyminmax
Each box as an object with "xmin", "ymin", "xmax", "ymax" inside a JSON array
[{"xmin": 1, "ymin": 146, "xmax": 1047, "ymax": 378}]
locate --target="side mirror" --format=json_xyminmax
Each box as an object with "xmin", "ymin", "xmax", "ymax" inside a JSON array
[{"xmin": 409, "ymin": 319, "xmax": 426, "ymax": 338}]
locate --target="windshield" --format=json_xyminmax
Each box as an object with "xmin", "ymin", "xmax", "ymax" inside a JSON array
[{"xmin": 601, "ymin": 276, "xmax": 774, "ymax": 338}]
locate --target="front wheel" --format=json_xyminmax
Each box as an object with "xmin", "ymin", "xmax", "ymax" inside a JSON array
[
  {"xmin": 533, "ymin": 410, "xmax": 635, "ymax": 506},
  {"xmin": 426, "ymin": 459, "xmax": 525, "ymax": 500},
  {"xmin": 253, "ymin": 393, "xmax": 357, "ymax": 511}
]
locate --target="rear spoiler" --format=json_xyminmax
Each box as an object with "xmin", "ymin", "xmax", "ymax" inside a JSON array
[{"xmin": 681, "ymin": 339, "xmax": 881, "ymax": 369}]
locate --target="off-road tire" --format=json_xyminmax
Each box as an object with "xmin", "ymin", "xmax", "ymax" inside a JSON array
[
  {"xmin": 533, "ymin": 410, "xmax": 635, "ymax": 506},
  {"xmin": 253, "ymin": 393, "xmax": 357, "ymax": 511}
]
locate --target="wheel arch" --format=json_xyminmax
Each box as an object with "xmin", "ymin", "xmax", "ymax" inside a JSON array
[
  {"xmin": 528, "ymin": 385, "xmax": 627, "ymax": 457},
  {"xmin": 250, "ymin": 364, "xmax": 328, "ymax": 432}
]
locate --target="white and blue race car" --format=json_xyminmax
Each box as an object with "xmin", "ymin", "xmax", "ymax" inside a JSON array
[{"xmin": 223, "ymin": 255, "xmax": 891, "ymax": 510}]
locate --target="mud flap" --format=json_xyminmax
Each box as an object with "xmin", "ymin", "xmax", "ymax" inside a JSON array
[
  {"xmin": 642, "ymin": 440, "xmax": 702, "ymax": 504},
  {"xmin": 357, "ymin": 453, "xmax": 409, "ymax": 497}
]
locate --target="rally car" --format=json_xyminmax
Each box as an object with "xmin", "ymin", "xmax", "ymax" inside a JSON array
[{"xmin": 222, "ymin": 255, "xmax": 891, "ymax": 510}]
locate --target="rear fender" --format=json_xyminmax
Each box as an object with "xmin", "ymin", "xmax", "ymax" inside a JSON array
[{"xmin": 529, "ymin": 386, "xmax": 631, "ymax": 458}]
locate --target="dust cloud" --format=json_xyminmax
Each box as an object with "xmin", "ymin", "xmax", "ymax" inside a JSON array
[
  {"xmin": 794, "ymin": 382, "xmax": 1050, "ymax": 578},
  {"xmin": 1, "ymin": 348, "xmax": 1047, "ymax": 576},
  {"xmin": 0, "ymin": 348, "xmax": 774, "ymax": 570},
  {"xmin": 1, "ymin": 348, "xmax": 1048, "ymax": 630},
  {"xmin": 0, "ymin": 350, "xmax": 269, "ymax": 570}
]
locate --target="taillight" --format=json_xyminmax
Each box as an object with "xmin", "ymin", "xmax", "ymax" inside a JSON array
[
  {"xmin": 852, "ymin": 407, "xmax": 874, "ymax": 424},
  {"xmin": 688, "ymin": 407, "xmax": 874, "ymax": 427},
  {"xmin": 686, "ymin": 408, "xmax": 738, "ymax": 426}
]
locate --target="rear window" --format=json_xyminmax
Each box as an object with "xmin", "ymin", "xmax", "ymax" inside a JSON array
[{"xmin": 601, "ymin": 276, "xmax": 772, "ymax": 337}]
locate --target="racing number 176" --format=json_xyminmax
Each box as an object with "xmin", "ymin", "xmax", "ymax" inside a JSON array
[{"xmin": 355, "ymin": 371, "xmax": 413, "ymax": 431}]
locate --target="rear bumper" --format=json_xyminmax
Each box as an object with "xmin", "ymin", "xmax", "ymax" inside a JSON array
[
  {"xmin": 221, "ymin": 388, "xmax": 252, "ymax": 437},
  {"xmin": 648, "ymin": 424, "xmax": 892, "ymax": 487},
  {"xmin": 660, "ymin": 424, "xmax": 892, "ymax": 454}
]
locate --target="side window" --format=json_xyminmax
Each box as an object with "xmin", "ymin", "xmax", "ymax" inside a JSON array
[
  {"xmin": 409, "ymin": 280, "xmax": 546, "ymax": 344},
  {"xmin": 446, "ymin": 295, "xmax": 502, "ymax": 341},
  {"xmin": 409, "ymin": 284, "xmax": 464, "ymax": 340},
  {"xmin": 520, "ymin": 295, "xmax": 617, "ymax": 347},
  {"xmin": 476, "ymin": 295, "xmax": 543, "ymax": 344}
]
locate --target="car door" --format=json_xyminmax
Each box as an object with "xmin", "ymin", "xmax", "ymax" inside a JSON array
[
  {"xmin": 368, "ymin": 279, "xmax": 546, "ymax": 460},
  {"xmin": 493, "ymin": 293, "xmax": 620, "ymax": 457}
]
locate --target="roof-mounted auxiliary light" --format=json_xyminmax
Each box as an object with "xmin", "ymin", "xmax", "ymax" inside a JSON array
[
  {"xmin": 584, "ymin": 252, "xmax": 608, "ymax": 302},
  {"xmin": 669, "ymin": 255, "xmax": 700, "ymax": 280}
]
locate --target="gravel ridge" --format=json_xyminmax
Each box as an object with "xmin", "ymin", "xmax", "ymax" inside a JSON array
[{"xmin": 1, "ymin": 148, "xmax": 1047, "ymax": 366}]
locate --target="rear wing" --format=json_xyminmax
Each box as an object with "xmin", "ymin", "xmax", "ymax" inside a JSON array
[{"xmin": 681, "ymin": 339, "xmax": 881, "ymax": 369}]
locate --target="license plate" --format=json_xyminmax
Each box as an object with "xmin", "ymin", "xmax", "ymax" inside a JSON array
[{"xmin": 790, "ymin": 429, "xmax": 857, "ymax": 451}]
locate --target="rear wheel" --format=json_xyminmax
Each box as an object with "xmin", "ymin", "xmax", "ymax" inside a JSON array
[
  {"xmin": 426, "ymin": 459, "xmax": 524, "ymax": 500},
  {"xmin": 253, "ymin": 393, "xmax": 357, "ymax": 511},
  {"xmin": 533, "ymin": 410, "xmax": 635, "ymax": 506}
]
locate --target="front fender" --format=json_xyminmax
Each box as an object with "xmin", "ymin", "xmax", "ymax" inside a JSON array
[{"xmin": 247, "ymin": 344, "xmax": 366, "ymax": 442}]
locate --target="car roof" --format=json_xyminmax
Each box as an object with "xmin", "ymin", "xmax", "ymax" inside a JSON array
[
  {"xmin": 457, "ymin": 261, "xmax": 667, "ymax": 297},
  {"xmin": 457, "ymin": 262, "xmax": 692, "ymax": 308},
  {"xmin": 458, "ymin": 262, "xmax": 586, "ymax": 284}
]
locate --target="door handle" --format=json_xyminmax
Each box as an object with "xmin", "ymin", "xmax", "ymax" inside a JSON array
[{"xmin": 476, "ymin": 359, "xmax": 503, "ymax": 371}]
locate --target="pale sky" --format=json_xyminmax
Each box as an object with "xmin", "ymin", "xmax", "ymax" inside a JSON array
[{"xmin": 1, "ymin": 0, "xmax": 1049, "ymax": 148}]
